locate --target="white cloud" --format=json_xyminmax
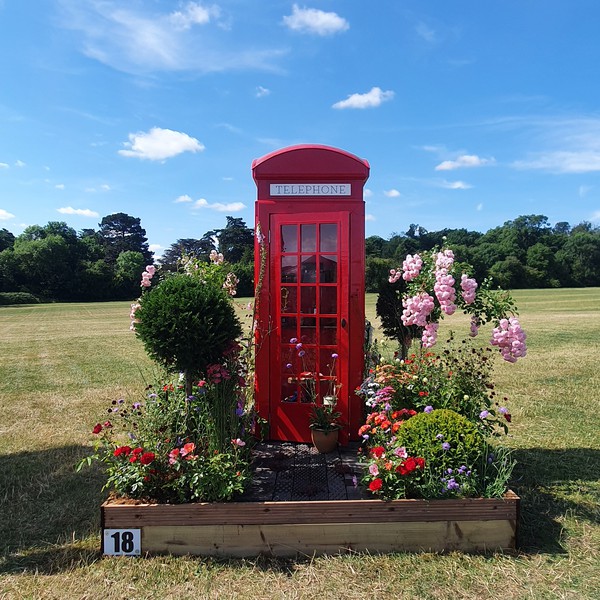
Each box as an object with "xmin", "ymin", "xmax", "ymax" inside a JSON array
[
  {"xmin": 590, "ymin": 210, "xmax": 600, "ymax": 222},
  {"xmin": 579, "ymin": 185, "xmax": 592, "ymax": 197},
  {"xmin": 100, "ymin": 184, "xmax": 111, "ymax": 191},
  {"xmin": 363, "ymin": 188, "xmax": 373, "ymax": 197},
  {"xmin": 0, "ymin": 208, "xmax": 15, "ymax": 220},
  {"xmin": 119, "ymin": 127, "xmax": 205, "ymax": 160},
  {"xmin": 169, "ymin": 3, "xmax": 220, "ymax": 30},
  {"xmin": 365, "ymin": 214, "xmax": 376, "ymax": 222},
  {"xmin": 193, "ymin": 198, "xmax": 246, "ymax": 212},
  {"xmin": 416, "ymin": 22, "xmax": 437, "ymax": 43},
  {"xmin": 510, "ymin": 116, "xmax": 600, "ymax": 174},
  {"xmin": 256, "ymin": 86, "xmax": 270, "ymax": 98},
  {"xmin": 513, "ymin": 151, "xmax": 600, "ymax": 173},
  {"xmin": 174, "ymin": 194, "xmax": 193, "ymax": 203},
  {"xmin": 283, "ymin": 4, "xmax": 349, "ymax": 36},
  {"xmin": 476, "ymin": 203, "xmax": 483, "ymax": 211},
  {"xmin": 435, "ymin": 154, "xmax": 495, "ymax": 171},
  {"xmin": 58, "ymin": 1, "xmax": 285, "ymax": 75},
  {"xmin": 440, "ymin": 180, "xmax": 473, "ymax": 190},
  {"xmin": 0, "ymin": 163, "xmax": 9, "ymax": 169},
  {"xmin": 15, "ymin": 160, "xmax": 26, "ymax": 167},
  {"xmin": 384, "ymin": 189, "xmax": 401, "ymax": 198},
  {"xmin": 333, "ymin": 87, "xmax": 394, "ymax": 110},
  {"xmin": 55, "ymin": 184, "xmax": 65, "ymax": 190},
  {"xmin": 149, "ymin": 243, "xmax": 163, "ymax": 252},
  {"xmin": 57, "ymin": 207, "xmax": 100, "ymax": 217}
]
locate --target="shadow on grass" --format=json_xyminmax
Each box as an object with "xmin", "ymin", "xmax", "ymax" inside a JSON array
[
  {"xmin": 0, "ymin": 444, "xmax": 106, "ymax": 574},
  {"xmin": 1, "ymin": 445, "xmax": 598, "ymax": 572},
  {"xmin": 511, "ymin": 447, "xmax": 600, "ymax": 554}
]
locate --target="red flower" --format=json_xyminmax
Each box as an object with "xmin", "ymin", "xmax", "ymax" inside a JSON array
[
  {"xmin": 92, "ymin": 423, "xmax": 103, "ymax": 434},
  {"xmin": 370, "ymin": 446, "xmax": 385, "ymax": 458},
  {"xmin": 113, "ymin": 446, "xmax": 132, "ymax": 457},
  {"xmin": 129, "ymin": 455, "xmax": 138, "ymax": 463},
  {"xmin": 140, "ymin": 452, "xmax": 155, "ymax": 465},
  {"xmin": 418, "ymin": 391, "xmax": 428, "ymax": 397},
  {"xmin": 369, "ymin": 478, "xmax": 383, "ymax": 492},
  {"xmin": 504, "ymin": 413, "xmax": 512, "ymax": 423},
  {"xmin": 415, "ymin": 457, "xmax": 425, "ymax": 470},
  {"xmin": 103, "ymin": 420, "xmax": 112, "ymax": 428},
  {"xmin": 132, "ymin": 447, "xmax": 143, "ymax": 455},
  {"xmin": 396, "ymin": 456, "xmax": 420, "ymax": 475}
]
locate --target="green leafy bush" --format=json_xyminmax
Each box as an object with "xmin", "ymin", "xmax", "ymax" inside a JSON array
[
  {"xmin": 134, "ymin": 273, "xmax": 242, "ymax": 386},
  {"xmin": 0, "ymin": 292, "xmax": 40, "ymax": 305}
]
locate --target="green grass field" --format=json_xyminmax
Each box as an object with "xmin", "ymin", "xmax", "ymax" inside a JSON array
[{"xmin": 1, "ymin": 289, "xmax": 599, "ymax": 599}]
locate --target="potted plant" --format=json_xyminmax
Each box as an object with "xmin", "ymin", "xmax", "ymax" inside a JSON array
[{"xmin": 309, "ymin": 400, "xmax": 343, "ymax": 453}]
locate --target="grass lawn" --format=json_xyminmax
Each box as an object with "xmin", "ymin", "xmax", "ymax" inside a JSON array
[{"xmin": 1, "ymin": 290, "xmax": 599, "ymax": 599}]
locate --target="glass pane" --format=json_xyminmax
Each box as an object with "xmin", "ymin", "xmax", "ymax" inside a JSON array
[
  {"xmin": 300, "ymin": 318, "xmax": 317, "ymax": 344},
  {"xmin": 281, "ymin": 316, "xmax": 297, "ymax": 342},
  {"xmin": 281, "ymin": 375, "xmax": 299, "ymax": 403},
  {"xmin": 319, "ymin": 255, "xmax": 337, "ymax": 283},
  {"xmin": 300, "ymin": 286, "xmax": 316, "ymax": 314},
  {"xmin": 320, "ymin": 223, "xmax": 338, "ymax": 252},
  {"xmin": 319, "ymin": 287, "xmax": 337, "ymax": 314},
  {"xmin": 281, "ymin": 256, "xmax": 297, "ymax": 283},
  {"xmin": 281, "ymin": 286, "xmax": 297, "ymax": 313},
  {"xmin": 320, "ymin": 317, "xmax": 337, "ymax": 345},
  {"xmin": 301, "ymin": 224, "xmax": 316, "ymax": 252},
  {"xmin": 300, "ymin": 255, "xmax": 317, "ymax": 282},
  {"xmin": 320, "ymin": 348, "xmax": 339, "ymax": 399},
  {"xmin": 281, "ymin": 225, "xmax": 297, "ymax": 253}
]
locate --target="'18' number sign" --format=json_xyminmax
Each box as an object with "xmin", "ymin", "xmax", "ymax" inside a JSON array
[{"xmin": 103, "ymin": 529, "xmax": 141, "ymax": 556}]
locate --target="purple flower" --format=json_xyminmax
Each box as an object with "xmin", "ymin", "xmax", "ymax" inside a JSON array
[
  {"xmin": 286, "ymin": 363, "xmax": 293, "ymax": 369},
  {"xmin": 424, "ymin": 405, "xmax": 434, "ymax": 413},
  {"xmin": 499, "ymin": 406, "xmax": 509, "ymax": 414},
  {"xmin": 132, "ymin": 402, "xmax": 141, "ymax": 409},
  {"xmin": 290, "ymin": 337, "xmax": 298, "ymax": 344},
  {"xmin": 117, "ymin": 398, "xmax": 124, "ymax": 404},
  {"xmin": 479, "ymin": 410, "xmax": 490, "ymax": 419},
  {"xmin": 436, "ymin": 434, "xmax": 444, "ymax": 440},
  {"xmin": 295, "ymin": 342, "xmax": 303, "ymax": 350},
  {"xmin": 446, "ymin": 478, "xmax": 460, "ymax": 491},
  {"xmin": 331, "ymin": 353, "xmax": 338, "ymax": 359},
  {"xmin": 442, "ymin": 442, "xmax": 451, "ymax": 451},
  {"xmin": 298, "ymin": 350, "xmax": 306, "ymax": 357}
]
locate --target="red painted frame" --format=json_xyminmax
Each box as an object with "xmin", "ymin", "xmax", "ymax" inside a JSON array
[{"xmin": 253, "ymin": 145, "xmax": 370, "ymax": 444}]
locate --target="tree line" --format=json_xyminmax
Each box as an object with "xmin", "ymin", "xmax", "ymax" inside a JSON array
[
  {"xmin": 1, "ymin": 213, "xmax": 598, "ymax": 303},
  {"xmin": 365, "ymin": 215, "xmax": 600, "ymax": 292}
]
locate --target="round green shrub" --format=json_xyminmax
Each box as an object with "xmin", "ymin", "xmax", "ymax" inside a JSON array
[
  {"xmin": 395, "ymin": 408, "xmax": 486, "ymax": 470},
  {"xmin": 134, "ymin": 274, "xmax": 242, "ymax": 379}
]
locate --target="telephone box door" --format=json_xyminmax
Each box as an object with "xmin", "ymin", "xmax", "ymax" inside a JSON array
[{"xmin": 270, "ymin": 212, "xmax": 349, "ymax": 443}]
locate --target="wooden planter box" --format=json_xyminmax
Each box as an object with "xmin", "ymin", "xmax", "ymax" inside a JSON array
[{"xmin": 101, "ymin": 491, "xmax": 519, "ymax": 557}]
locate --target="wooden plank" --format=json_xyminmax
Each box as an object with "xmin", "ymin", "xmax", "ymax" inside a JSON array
[
  {"xmin": 103, "ymin": 493, "xmax": 519, "ymax": 528},
  {"xmin": 140, "ymin": 520, "xmax": 516, "ymax": 557}
]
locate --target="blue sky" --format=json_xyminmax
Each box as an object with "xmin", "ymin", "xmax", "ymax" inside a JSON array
[{"xmin": 1, "ymin": 1, "xmax": 600, "ymax": 257}]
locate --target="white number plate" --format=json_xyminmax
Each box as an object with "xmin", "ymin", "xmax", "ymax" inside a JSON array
[{"xmin": 103, "ymin": 529, "xmax": 141, "ymax": 556}]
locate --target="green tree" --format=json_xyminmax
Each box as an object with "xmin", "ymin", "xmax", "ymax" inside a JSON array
[
  {"xmin": 98, "ymin": 213, "xmax": 153, "ymax": 266},
  {"xmin": 214, "ymin": 217, "xmax": 253, "ymax": 264},
  {"xmin": 0, "ymin": 228, "xmax": 15, "ymax": 252}
]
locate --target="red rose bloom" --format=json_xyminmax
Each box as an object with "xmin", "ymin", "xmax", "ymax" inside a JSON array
[
  {"xmin": 369, "ymin": 478, "xmax": 383, "ymax": 492},
  {"xmin": 113, "ymin": 446, "xmax": 132, "ymax": 457},
  {"xmin": 92, "ymin": 423, "xmax": 102, "ymax": 434},
  {"xmin": 132, "ymin": 447, "xmax": 144, "ymax": 455},
  {"xmin": 504, "ymin": 413, "xmax": 512, "ymax": 423},
  {"xmin": 415, "ymin": 457, "xmax": 425, "ymax": 469},
  {"xmin": 140, "ymin": 452, "xmax": 155, "ymax": 465}
]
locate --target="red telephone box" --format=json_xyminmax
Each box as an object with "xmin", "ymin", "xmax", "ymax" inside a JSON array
[{"xmin": 252, "ymin": 145, "xmax": 370, "ymax": 444}]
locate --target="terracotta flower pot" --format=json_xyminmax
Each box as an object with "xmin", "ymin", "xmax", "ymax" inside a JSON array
[{"xmin": 310, "ymin": 428, "xmax": 339, "ymax": 453}]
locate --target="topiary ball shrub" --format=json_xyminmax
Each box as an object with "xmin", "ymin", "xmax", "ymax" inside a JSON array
[
  {"xmin": 394, "ymin": 408, "xmax": 494, "ymax": 497},
  {"xmin": 134, "ymin": 273, "xmax": 242, "ymax": 381}
]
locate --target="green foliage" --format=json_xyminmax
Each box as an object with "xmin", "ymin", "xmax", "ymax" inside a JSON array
[
  {"xmin": 134, "ymin": 273, "xmax": 242, "ymax": 382},
  {"xmin": 395, "ymin": 409, "xmax": 486, "ymax": 476},
  {"xmin": 78, "ymin": 375, "xmax": 254, "ymax": 503},
  {"xmin": 0, "ymin": 291, "xmax": 40, "ymax": 304}
]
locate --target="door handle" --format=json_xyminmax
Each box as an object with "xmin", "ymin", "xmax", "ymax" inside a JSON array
[{"xmin": 341, "ymin": 318, "xmax": 347, "ymax": 328}]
